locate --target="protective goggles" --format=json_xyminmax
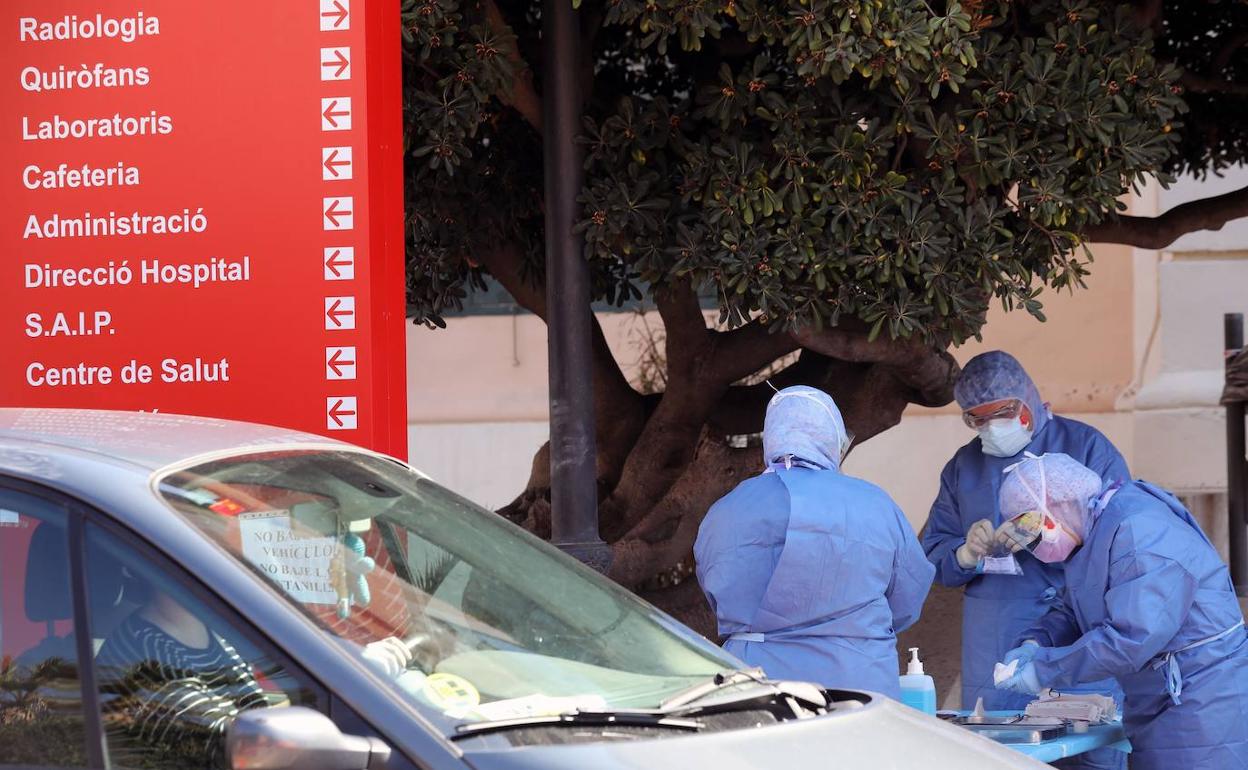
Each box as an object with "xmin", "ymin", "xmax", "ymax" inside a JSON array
[
  {"xmin": 962, "ymin": 399, "xmax": 1024, "ymax": 430},
  {"xmin": 998, "ymin": 509, "xmax": 1067, "ymax": 553}
]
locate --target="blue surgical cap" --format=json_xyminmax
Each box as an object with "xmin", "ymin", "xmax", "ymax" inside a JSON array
[
  {"xmin": 954, "ymin": 351, "xmax": 1049, "ymax": 434},
  {"xmin": 762, "ymin": 386, "xmax": 848, "ymax": 471},
  {"xmin": 999, "ymin": 453, "xmax": 1104, "ymax": 538}
]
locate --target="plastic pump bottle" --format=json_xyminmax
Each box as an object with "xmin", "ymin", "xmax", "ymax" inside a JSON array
[{"xmin": 899, "ymin": 647, "xmax": 937, "ymax": 715}]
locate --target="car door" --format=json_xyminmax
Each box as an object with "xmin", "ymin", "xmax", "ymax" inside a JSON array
[{"xmin": 0, "ymin": 477, "xmax": 429, "ymax": 770}]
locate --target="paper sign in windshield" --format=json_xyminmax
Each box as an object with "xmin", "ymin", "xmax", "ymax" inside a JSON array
[{"xmin": 239, "ymin": 510, "xmax": 337, "ymax": 604}]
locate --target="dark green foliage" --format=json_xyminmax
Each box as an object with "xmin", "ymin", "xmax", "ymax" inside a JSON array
[{"xmin": 401, "ymin": 0, "xmax": 1190, "ymax": 342}]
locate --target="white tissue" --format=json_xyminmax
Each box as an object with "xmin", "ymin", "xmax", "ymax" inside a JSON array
[{"xmin": 993, "ymin": 659, "xmax": 1019, "ymax": 686}]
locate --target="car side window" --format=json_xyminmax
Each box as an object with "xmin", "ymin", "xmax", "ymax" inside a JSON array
[
  {"xmin": 0, "ymin": 487, "xmax": 89, "ymax": 768},
  {"xmin": 83, "ymin": 522, "xmax": 327, "ymax": 770}
]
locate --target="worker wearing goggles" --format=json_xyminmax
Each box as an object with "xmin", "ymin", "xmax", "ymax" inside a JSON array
[{"xmin": 921, "ymin": 351, "xmax": 1128, "ymax": 770}]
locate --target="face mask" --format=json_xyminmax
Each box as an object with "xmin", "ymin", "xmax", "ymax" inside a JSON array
[
  {"xmin": 1001, "ymin": 454, "xmax": 1085, "ymax": 563},
  {"xmin": 1030, "ymin": 514, "xmax": 1081, "ymax": 563},
  {"xmin": 979, "ymin": 416, "xmax": 1033, "ymax": 457},
  {"xmin": 1000, "ymin": 508, "xmax": 1082, "ymax": 563}
]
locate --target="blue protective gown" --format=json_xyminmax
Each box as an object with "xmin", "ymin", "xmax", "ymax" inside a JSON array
[
  {"xmin": 922, "ymin": 415, "xmax": 1130, "ymax": 711},
  {"xmin": 695, "ymin": 467, "xmax": 934, "ymax": 698},
  {"xmin": 1022, "ymin": 481, "xmax": 1248, "ymax": 770}
]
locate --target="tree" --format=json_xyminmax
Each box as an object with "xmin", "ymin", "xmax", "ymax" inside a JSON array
[{"xmin": 400, "ymin": 0, "xmax": 1247, "ymax": 629}]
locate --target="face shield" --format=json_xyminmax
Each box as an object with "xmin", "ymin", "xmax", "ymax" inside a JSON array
[
  {"xmin": 998, "ymin": 453, "xmax": 1099, "ymax": 564},
  {"xmin": 998, "ymin": 508, "xmax": 1080, "ymax": 554}
]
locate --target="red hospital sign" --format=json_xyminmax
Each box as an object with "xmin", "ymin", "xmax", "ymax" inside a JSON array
[{"xmin": 1, "ymin": 1, "xmax": 408, "ymax": 457}]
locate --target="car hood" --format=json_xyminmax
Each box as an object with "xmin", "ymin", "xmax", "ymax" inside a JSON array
[{"xmin": 459, "ymin": 694, "xmax": 1049, "ymax": 769}]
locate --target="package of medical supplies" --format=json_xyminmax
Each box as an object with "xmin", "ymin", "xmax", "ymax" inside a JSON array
[{"xmin": 1023, "ymin": 689, "xmax": 1117, "ymax": 724}]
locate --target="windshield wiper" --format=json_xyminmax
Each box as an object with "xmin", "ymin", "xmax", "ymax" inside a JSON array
[
  {"xmin": 659, "ymin": 668, "xmax": 771, "ymax": 712},
  {"xmin": 452, "ymin": 710, "xmax": 704, "ymax": 740}
]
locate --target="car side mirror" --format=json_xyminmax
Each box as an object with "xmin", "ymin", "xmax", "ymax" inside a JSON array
[{"xmin": 227, "ymin": 706, "xmax": 392, "ymax": 770}]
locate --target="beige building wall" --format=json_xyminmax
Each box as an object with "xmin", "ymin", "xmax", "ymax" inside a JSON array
[{"xmin": 407, "ymin": 171, "xmax": 1248, "ymax": 543}]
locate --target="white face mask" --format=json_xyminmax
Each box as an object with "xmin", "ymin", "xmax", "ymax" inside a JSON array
[{"xmin": 978, "ymin": 417, "xmax": 1033, "ymax": 458}]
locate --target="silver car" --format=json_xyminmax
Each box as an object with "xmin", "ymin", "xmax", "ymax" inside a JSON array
[{"xmin": 0, "ymin": 408, "xmax": 1042, "ymax": 769}]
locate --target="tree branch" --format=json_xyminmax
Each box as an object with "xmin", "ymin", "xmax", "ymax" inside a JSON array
[
  {"xmin": 600, "ymin": 284, "xmax": 721, "ymax": 540},
  {"xmin": 654, "ymin": 281, "xmax": 712, "ymax": 380},
  {"xmin": 1132, "ymin": 0, "xmax": 1163, "ymax": 34},
  {"xmin": 1178, "ymin": 71, "xmax": 1248, "ymax": 98},
  {"xmin": 608, "ymin": 435, "xmax": 758, "ymax": 589},
  {"xmin": 708, "ymin": 351, "xmax": 831, "ymax": 435},
  {"xmin": 1081, "ymin": 184, "xmax": 1248, "ymax": 250},
  {"xmin": 709, "ymin": 321, "xmax": 802, "ymax": 385},
  {"xmin": 1212, "ymin": 29, "xmax": 1248, "ymax": 76},
  {"xmin": 580, "ymin": 1, "xmax": 606, "ymax": 105},
  {"xmin": 792, "ymin": 326, "xmax": 958, "ymax": 417},
  {"xmin": 475, "ymin": 244, "xmax": 546, "ymax": 317},
  {"xmin": 478, "ymin": 245, "xmax": 648, "ymax": 523},
  {"xmin": 484, "ymin": 0, "xmax": 542, "ymax": 132}
]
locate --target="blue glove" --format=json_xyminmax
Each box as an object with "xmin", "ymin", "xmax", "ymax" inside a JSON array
[
  {"xmin": 998, "ymin": 660, "xmax": 1042, "ymax": 695},
  {"xmin": 1003, "ymin": 640, "xmax": 1040, "ymax": 666}
]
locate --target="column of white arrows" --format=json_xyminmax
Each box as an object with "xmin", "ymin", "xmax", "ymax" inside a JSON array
[{"xmin": 320, "ymin": 0, "xmax": 357, "ymax": 431}]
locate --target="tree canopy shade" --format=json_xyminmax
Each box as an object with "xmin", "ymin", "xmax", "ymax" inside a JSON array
[{"xmin": 400, "ymin": 0, "xmax": 1248, "ymax": 621}]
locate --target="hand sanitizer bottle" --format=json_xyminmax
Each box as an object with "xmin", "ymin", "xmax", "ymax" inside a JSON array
[{"xmin": 899, "ymin": 647, "xmax": 937, "ymax": 715}]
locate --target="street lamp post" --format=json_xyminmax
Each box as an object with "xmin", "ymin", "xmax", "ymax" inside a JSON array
[
  {"xmin": 1226, "ymin": 313, "xmax": 1247, "ymax": 595},
  {"xmin": 541, "ymin": 0, "xmax": 612, "ymax": 572}
]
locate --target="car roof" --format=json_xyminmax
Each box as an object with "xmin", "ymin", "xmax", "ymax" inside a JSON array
[{"xmin": 0, "ymin": 407, "xmax": 352, "ymax": 474}]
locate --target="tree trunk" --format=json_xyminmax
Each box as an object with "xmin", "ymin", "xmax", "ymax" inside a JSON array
[{"xmin": 495, "ymin": 291, "xmax": 961, "ymax": 690}]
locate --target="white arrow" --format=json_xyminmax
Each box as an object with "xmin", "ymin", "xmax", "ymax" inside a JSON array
[
  {"xmin": 325, "ymin": 296, "xmax": 356, "ymax": 330},
  {"xmin": 320, "ymin": 47, "xmax": 351, "ymax": 80},
  {"xmin": 320, "ymin": 0, "xmax": 350, "ymax": 30},
  {"xmin": 324, "ymin": 247, "xmax": 355, "ymax": 280},
  {"xmin": 323, "ymin": 196, "xmax": 354, "ymax": 230},
  {"xmin": 321, "ymin": 97, "xmax": 352, "ymax": 131},
  {"xmin": 326, "ymin": 396, "xmax": 358, "ymax": 430},
  {"xmin": 326, "ymin": 346, "xmax": 358, "ymax": 380},
  {"xmin": 322, "ymin": 146, "xmax": 353, "ymax": 180}
]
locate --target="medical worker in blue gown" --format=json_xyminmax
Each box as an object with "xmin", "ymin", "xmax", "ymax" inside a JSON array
[
  {"xmin": 694, "ymin": 385, "xmax": 934, "ymax": 698},
  {"xmin": 924, "ymin": 351, "xmax": 1127, "ymax": 770},
  {"xmin": 995, "ymin": 453, "xmax": 1248, "ymax": 770}
]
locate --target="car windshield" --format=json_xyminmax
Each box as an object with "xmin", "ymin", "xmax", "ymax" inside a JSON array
[{"xmin": 155, "ymin": 449, "xmax": 737, "ymax": 729}]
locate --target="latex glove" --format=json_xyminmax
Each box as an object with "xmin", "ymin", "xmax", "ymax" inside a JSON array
[
  {"xmin": 997, "ymin": 660, "xmax": 1042, "ymax": 695},
  {"xmin": 956, "ymin": 519, "xmax": 995, "ymax": 569},
  {"xmin": 993, "ymin": 520, "xmax": 1027, "ymax": 552},
  {"xmin": 360, "ymin": 637, "xmax": 413, "ymax": 678},
  {"xmin": 1003, "ymin": 640, "xmax": 1040, "ymax": 666}
]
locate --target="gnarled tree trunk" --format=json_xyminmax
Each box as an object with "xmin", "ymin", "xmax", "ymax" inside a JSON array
[{"xmin": 488, "ymin": 258, "xmax": 960, "ymax": 637}]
